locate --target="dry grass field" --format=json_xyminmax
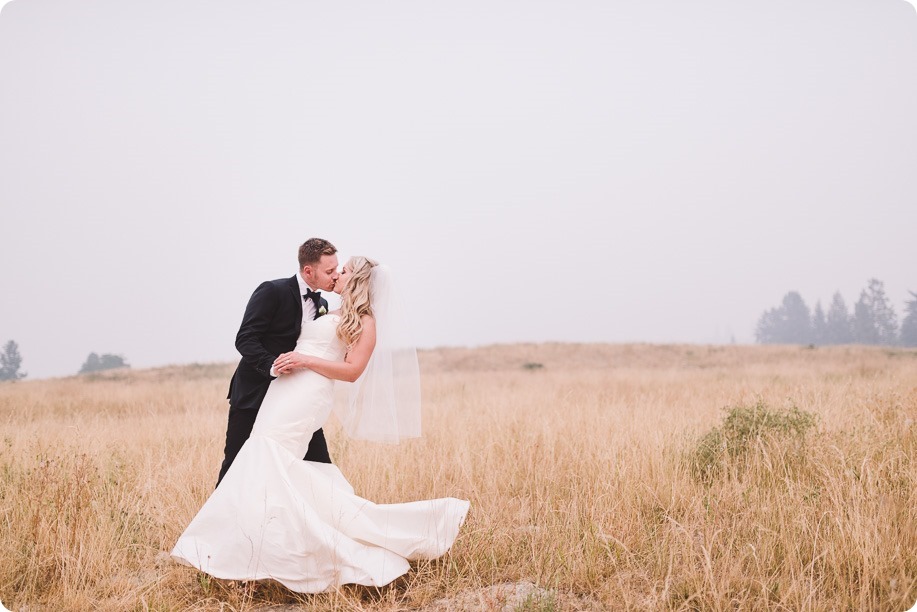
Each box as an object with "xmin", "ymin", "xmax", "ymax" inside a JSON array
[{"xmin": 0, "ymin": 343, "xmax": 915, "ymax": 611}]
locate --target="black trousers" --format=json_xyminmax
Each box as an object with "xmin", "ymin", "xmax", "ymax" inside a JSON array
[{"xmin": 216, "ymin": 407, "xmax": 331, "ymax": 486}]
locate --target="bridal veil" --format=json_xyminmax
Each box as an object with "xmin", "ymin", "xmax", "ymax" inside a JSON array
[{"xmin": 333, "ymin": 264, "xmax": 422, "ymax": 443}]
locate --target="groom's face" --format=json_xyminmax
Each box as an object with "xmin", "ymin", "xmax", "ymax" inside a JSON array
[{"xmin": 302, "ymin": 254, "xmax": 340, "ymax": 292}]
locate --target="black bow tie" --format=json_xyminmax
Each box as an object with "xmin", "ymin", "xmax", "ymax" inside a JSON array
[{"xmin": 303, "ymin": 289, "xmax": 323, "ymax": 318}]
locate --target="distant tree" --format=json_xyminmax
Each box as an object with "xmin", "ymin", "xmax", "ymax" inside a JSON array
[
  {"xmin": 872, "ymin": 283, "xmax": 899, "ymax": 345},
  {"xmin": 0, "ymin": 340, "xmax": 27, "ymax": 381},
  {"xmin": 811, "ymin": 301, "xmax": 827, "ymax": 345},
  {"xmin": 901, "ymin": 291, "xmax": 917, "ymax": 348},
  {"xmin": 825, "ymin": 292, "xmax": 854, "ymax": 344},
  {"xmin": 755, "ymin": 307, "xmax": 782, "ymax": 344},
  {"xmin": 853, "ymin": 279, "xmax": 898, "ymax": 345},
  {"xmin": 79, "ymin": 352, "xmax": 129, "ymax": 374},
  {"xmin": 782, "ymin": 292, "xmax": 812, "ymax": 344},
  {"xmin": 79, "ymin": 353, "xmax": 102, "ymax": 373},
  {"xmin": 755, "ymin": 291, "xmax": 812, "ymax": 344},
  {"xmin": 853, "ymin": 297, "xmax": 878, "ymax": 344}
]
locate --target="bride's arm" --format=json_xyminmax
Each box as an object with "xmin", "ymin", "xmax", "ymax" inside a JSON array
[{"xmin": 274, "ymin": 316, "xmax": 376, "ymax": 382}]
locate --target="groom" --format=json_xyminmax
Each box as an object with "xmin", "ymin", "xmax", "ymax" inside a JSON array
[{"xmin": 217, "ymin": 237, "xmax": 341, "ymax": 485}]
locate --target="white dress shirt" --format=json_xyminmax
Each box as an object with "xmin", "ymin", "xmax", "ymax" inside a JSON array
[{"xmin": 297, "ymin": 272, "xmax": 318, "ymax": 323}]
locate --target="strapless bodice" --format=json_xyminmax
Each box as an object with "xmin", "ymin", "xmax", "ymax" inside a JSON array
[{"xmin": 294, "ymin": 314, "xmax": 346, "ymax": 362}]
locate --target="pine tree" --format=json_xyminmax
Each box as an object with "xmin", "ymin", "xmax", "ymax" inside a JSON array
[
  {"xmin": 854, "ymin": 279, "xmax": 898, "ymax": 345},
  {"xmin": 854, "ymin": 295, "xmax": 878, "ymax": 344},
  {"xmin": 781, "ymin": 291, "xmax": 812, "ymax": 344},
  {"xmin": 755, "ymin": 291, "xmax": 812, "ymax": 344},
  {"xmin": 825, "ymin": 292, "xmax": 854, "ymax": 344},
  {"xmin": 900, "ymin": 291, "xmax": 917, "ymax": 347},
  {"xmin": 755, "ymin": 307, "xmax": 782, "ymax": 344},
  {"xmin": 0, "ymin": 340, "xmax": 27, "ymax": 381},
  {"xmin": 812, "ymin": 301, "xmax": 827, "ymax": 345}
]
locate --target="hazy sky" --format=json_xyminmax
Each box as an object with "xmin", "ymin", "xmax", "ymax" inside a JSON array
[{"xmin": 1, "ymin": 0, "xmax": 915, "ymax": 379}]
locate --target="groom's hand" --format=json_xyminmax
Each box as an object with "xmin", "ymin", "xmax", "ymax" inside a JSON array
[{"xmin": 274, "ymin": 352, "xmax": 312, "ymax": 375}]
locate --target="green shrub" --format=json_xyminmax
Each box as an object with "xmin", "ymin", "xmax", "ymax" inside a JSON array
[{"xmin": 690, "ymin": 401, "xmax": 817, "ymax": 484}]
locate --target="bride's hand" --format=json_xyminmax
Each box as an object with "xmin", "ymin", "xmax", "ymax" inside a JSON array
[{"xmin": 274, "ymin": 352, "xmax": 313, "ymax": 375}]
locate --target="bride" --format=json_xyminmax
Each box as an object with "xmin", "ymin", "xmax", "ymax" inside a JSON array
[{"xmin": 171, "ymin": 257, "xmax": 469, "ymax": 593}]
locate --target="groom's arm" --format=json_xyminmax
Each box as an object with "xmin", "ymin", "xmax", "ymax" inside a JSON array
[{"xmin": 235, "ymin": 281, "xmax": 281, "ymax": 378}]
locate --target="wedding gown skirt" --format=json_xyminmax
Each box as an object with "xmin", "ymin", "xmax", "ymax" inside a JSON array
[{"xmin": 171, "ymin": 315, "xmax": 469, "ymax": 593}]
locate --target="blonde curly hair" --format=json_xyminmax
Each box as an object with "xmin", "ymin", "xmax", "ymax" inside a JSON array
[{"xmin": 336, "ymin": 256, "xmax": 379, "ymax": 348}]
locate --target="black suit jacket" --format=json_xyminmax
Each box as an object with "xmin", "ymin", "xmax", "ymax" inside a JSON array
[{"xmin": 227, "ymin": 276, "xmax": 329, "ymax": 412}]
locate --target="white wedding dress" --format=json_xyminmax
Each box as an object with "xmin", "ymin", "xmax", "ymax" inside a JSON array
[{"xmin": 171, "ymin": 314, "xmax": 469, "ymax": 593}]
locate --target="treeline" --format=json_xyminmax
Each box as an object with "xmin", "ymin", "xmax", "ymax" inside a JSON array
[
  {"xmin": 78, "ymin": 352, "xmax": 129, "ymax": 374},
  {"xmin": 0, "ymin": 339, "xmax": 129, "ymax": 381},
  {"xmin": 756, "ymin": 279, "xmax": 917, "ymax": 347}
]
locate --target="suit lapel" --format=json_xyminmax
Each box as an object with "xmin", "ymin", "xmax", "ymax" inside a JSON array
[{"xmin": 287, "ymin": 276, "xmax": 303, "ymax": 327}]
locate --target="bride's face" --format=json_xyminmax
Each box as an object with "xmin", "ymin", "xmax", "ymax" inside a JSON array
[{"xmin": 333, "ymin": 264, "xmax": 352, "ymax": 295}]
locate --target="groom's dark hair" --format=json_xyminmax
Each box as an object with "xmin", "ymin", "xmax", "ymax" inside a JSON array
[{"xmin": 298, "ymin": 238, "xmax": 337, "ymax": 268}]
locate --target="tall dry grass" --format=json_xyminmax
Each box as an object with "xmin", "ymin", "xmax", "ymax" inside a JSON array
[{"xmin": 0, "ymin": 344, "xmax": 915, "ymax": 610}]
